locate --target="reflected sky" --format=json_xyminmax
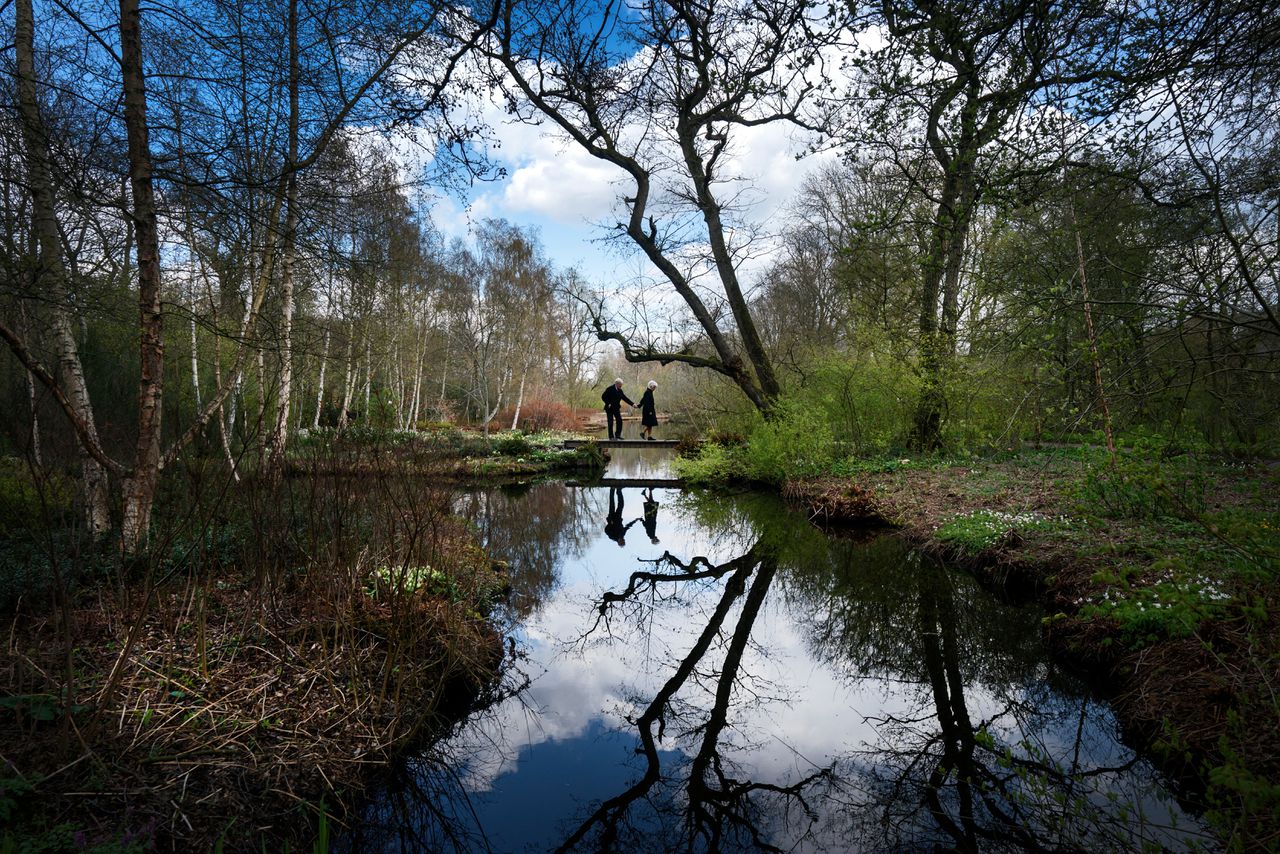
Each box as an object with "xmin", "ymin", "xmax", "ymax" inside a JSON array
[{"xmin": 345, "ymin": 479, "xmax": 1216, "ymax": 853}]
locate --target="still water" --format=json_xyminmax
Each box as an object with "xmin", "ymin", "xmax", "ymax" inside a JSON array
[{"xmin": 348, "ymin": 449, "xmax": 1213, "ymax": 852}]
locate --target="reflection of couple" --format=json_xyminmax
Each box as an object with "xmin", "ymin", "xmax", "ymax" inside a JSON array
[{"xmin": 604, "ymin": 487, "xmax": 660, "ymax": 547}]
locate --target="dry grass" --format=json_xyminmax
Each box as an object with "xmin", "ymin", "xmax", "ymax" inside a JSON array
[{"xmin": 1, "ymin": 518, "xmax": 506, "ymax": 850}]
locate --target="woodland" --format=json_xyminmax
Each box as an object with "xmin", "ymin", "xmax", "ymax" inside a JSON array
[{"xmin": 0, "ymin": 0, "xmax": 1277, "ymax": 850}]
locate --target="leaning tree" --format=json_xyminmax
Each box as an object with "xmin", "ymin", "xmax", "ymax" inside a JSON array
[{"xmin": 484, "ymin": 0, "xmax": 838, "ymax": 414}]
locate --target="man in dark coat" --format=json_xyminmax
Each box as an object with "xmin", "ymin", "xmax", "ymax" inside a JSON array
[{"xmin": 601, "ymin": 378, "xmax": 634, "ymax": 440}]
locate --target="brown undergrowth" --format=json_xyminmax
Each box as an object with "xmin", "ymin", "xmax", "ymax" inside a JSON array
[
  {"xmin": 784, "ymin": 455, "xmax": 1280, "ymax": 851},
  {"xmin": 1, "ymin": 473, "xmax": 509, "ymax": 851}
]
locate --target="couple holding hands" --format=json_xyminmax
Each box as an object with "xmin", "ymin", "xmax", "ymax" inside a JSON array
[{"xmin": 601, "ymin": 378, "xmax": 659, "ymax": 440}]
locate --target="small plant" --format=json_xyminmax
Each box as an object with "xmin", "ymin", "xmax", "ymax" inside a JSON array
[
  {"xmin": 0, "ymin": 776, "xmax": 35, "ymax": 822},
  {"xmin": 366, "ymin": 564, "xmax": 464, "ymax": 602},
  {"xmin": 569, "ymin": 441, "xmax": 606, "ymax": 470},
  {"xmin": 1079, "ymin": 560, "xmax": 1235, "ymax": 648},
  {"xmin": 935, "ymin": 509, "xmax": 1069, "ymax": 554}
]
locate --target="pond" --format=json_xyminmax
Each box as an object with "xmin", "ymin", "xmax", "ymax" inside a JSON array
[{"xmin": 345, "ymin": 449, "xmax": 1214, "ymax": 852}]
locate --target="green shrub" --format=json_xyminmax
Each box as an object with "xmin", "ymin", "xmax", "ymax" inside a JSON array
[
  {"xmin": 779, "ymin": 349, "xmax": 916, "ymax": 455},
  {"xmin": 1075, "ymin": 440, "xmax": 1208, "ymax": 520},
  {"xmin": 0, "ymin": 458, "xmax": 74, "ymax": 537},
  {"xmin": 494, "ymin": 435, "xmax": 534, "ymax": 456},
  {"xmin": 672, "ymin": 442, "xmax": 740, "ymax": 484},
  {"xmin": 744, "ymin": 398, "xmax": 837, "ymax": 484}
]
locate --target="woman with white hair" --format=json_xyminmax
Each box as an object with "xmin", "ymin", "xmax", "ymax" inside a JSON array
[{"xmin": 638, "ymin": 380, "xmax": 659, "ymax": 440}]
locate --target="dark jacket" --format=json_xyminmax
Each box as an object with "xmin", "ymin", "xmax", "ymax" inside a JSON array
[
  {"xmin": 601, "ymin": 385, "xmax": 634, "ymax": 411},
  {"xmin": 639, "ymin": 389, "xmax": 657, "ymax": 426}
]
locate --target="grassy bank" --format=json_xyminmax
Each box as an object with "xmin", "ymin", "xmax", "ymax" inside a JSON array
[
  {"xmin": 1, "ymin": 455, "xmax": 512, "ymax": 851},
  {"xmin": 285, "ymin": 426, "xmax": 605, "ymax": 480},
  {"xmin": 677, "ymin": 439, "xmax": 1280, "ymax": 851}
]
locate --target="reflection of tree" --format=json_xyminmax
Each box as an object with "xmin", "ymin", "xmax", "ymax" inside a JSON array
[
  {"xmin": 454, "ymin": 484, "xmax": 594, "ymax": 617},
  {"xmin": 339, "ymin": 672, "xmax": 533, "ymax": 853},
  {"xmin": 787, "ymin": 538, "xmax": 1047, "ymax": 689},
  {"xmin": 792, "ymin": 543, "xmax": 1208, "ymax": 852},
  {"xmin": 561, "ymin": 544, "xmax": 832, "ymax": 853},
  {"xmin": 685, "ymin": 497, "xmax": 1207, "ymax": 851},
  {"xmin": 346, "ymin": 488, "xmax": 1207, "ymax": 852}
]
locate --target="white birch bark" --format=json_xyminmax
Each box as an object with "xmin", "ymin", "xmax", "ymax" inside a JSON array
[
  {"xmin": 266, "ymin": 0, "xmax": 299, "ymax": 471},
  {"xmin": 511, "ymin": 361, "xmax": 528, "ymax": 430},
  {"xmin": 338, "ymin": 322, "xmax": 355, "ymax": 429},
  {"xmin": 314, "ymin": 327, "xmax": 329, "ymax": 428},
  {"xmin": 15, "ymin": 0, "xmax": 111, "ymax": 535}
]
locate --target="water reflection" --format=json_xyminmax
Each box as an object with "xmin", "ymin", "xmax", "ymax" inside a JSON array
[
  {"xmin": 603, "ymin": 488, "xmax": 637, "ymax": 547},
  {"xmin": 345, "ymin": 486, "xmax": 1213, "ymax": 852},
  {"xmin": 641, "ymin": 489, "xmax": 660, "ymax": 545}
]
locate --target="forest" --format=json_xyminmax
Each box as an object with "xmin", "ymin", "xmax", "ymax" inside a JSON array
[{"xmin": 1, "ymin": 0, "xmax": 1277, "ymax": 851}]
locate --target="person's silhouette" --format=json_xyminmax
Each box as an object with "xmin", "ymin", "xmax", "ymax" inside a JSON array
[
  {"xmin": 641, "ymin": 487, "xmax": 660, "ymax": 544},
  {"xmin": 604, "ymin": 487, "xmax": 637, "ymax": 547}
]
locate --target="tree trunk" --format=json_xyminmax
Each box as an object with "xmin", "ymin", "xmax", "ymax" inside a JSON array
[
  {"xmin": 19, "ymin": 301, "xmax": 42, "ymax": 468},
  {"xmin": 338, "ymin": 322, "xmax": 355, "ymax": 429},
  {"xmin": 482, "ymin": 364, "xmax": 511, "ymax": 437},
  {"xmin": 914, "ymin": 153, "xmax": 977, "ymax": 451},
  {"xmin": 1070, "ymin": 205, "xmax": 1115, "ymax": 455},
  {"xmin": 913, "ymin": 173, "xmax": 955, "ymax": 452},
  {"xmin": 408, "ymin": 321, "xmax": 425, "ymax": 428},
  {"xmin": 15, "ymin": 0, "xmax": 111, "ymax": 535},
  {"xmin": 189, "ymin": 280, "xmax": 201, "ymax": 411},
  {"xmin": 392, "ymin": 336, "xmax": 404, "ymax": 427},
  {"xmin": 118, "ymin": 0, "xmax": 165, "ymax": 552},
  {"xmin": 204, "ymin": 275, "xmax": 240, "ymax": 480},
  {"xmin": 363, "ymin": 336, "xmax": 372, "ymax": 417},
  {"xmin": 511, "ymin": 360, "xmax": 528, "ymax": 430},
  {"xmin": 314, "ymin": 327, "xmax": 329, "ymax": 428},
  {"xmin": 438, "ymin": 335, "xmax": 450, "ymax": 417},
  {"xmin": 267, "ymin": 0, "xmax": 300, "ymax": 472}
]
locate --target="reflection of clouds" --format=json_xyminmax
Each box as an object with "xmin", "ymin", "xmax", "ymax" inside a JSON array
[
  {"xmin": 597, "ymin": 445, "xmax": 675, "ymax": 479},
  {"xmin": 450, "ymin": 537, "xmax": 915, "ymax": 805},
  {"xmin": 416, "ymin": 486, "xmax": 1207, "ymax": 852}
]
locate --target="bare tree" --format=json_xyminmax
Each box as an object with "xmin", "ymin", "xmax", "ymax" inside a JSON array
[
  {"xmin": 11, "ymin": 0, "xmax": 112, "ymax": 535},
  {"xmin": 484, "ymin": 0, "xmax": 834, "ymax": 413}
]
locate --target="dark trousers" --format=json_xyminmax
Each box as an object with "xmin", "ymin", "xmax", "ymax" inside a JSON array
[{"xmin": 606, "ymin": 407, "xmax": 623, "ymax": 439}]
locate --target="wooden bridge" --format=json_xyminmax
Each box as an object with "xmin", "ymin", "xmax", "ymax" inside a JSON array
[
  {"xmin": 565, "ymin": 477, "xmax": 685, "ymax": 488},
  {"xmin": 561, "ymin": 438, "xmax": 680, "ymax": 449}
]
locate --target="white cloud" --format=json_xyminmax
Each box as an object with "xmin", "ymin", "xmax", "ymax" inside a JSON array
[{"xmin": 502, "ymin": 152, "xmax": 621, "ymax": 224}]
